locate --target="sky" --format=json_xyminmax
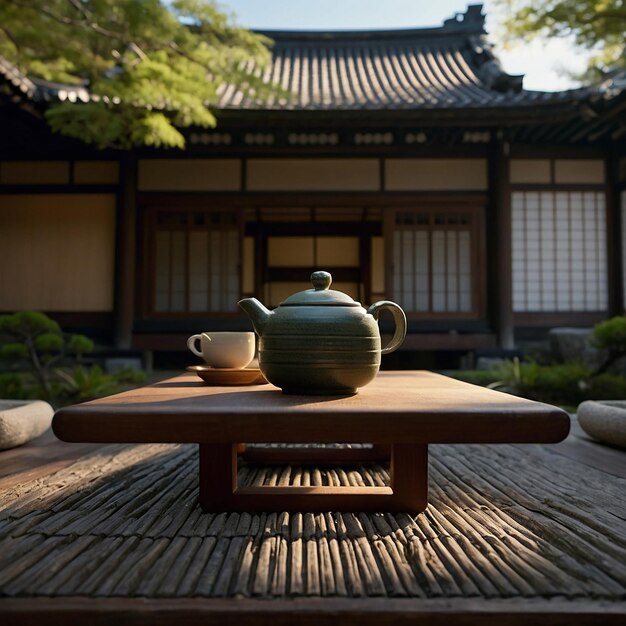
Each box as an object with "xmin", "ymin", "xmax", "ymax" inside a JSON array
[{"xmin": 218, "ymin": 0, "xmax": 588, "ymax": 92}]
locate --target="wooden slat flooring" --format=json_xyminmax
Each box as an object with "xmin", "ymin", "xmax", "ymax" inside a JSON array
[
  {"xmin": 0, "ymin": 425, "xmax": 625, "ymax": 623},
  {"xmin": 0, "ymin": 430, "xmax": 101, "ymax": 490},
  {"xmin": 550, "ymin": 416, "xmax": 626, "ymax": 477}
]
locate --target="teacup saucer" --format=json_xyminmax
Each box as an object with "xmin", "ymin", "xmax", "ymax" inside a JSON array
[{"xmin": 186, "ymin": 365, "xmax": 268, "ymax": 386}]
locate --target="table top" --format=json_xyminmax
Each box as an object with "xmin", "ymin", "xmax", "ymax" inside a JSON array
[{"xmin": 52, "ymin": 371, "xmax": 570, "ymax": 445}]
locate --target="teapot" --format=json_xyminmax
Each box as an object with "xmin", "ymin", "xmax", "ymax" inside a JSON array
[{"xmin": 238, "ymin": 271, "xmax": 406, "ymax": 394}]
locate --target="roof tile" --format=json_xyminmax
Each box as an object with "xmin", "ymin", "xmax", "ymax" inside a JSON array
[{"xmin": 0, "ymin": 5, "xmax": 608, "ymax": 114}]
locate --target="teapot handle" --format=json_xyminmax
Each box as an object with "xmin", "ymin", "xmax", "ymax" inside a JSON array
[{"xmin": 367, "ymin": 301, "xmax": 407, "ymax": 355}]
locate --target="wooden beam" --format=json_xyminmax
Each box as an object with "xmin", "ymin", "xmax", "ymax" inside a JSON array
[
  {"xmin": 2, "ymin": 597, "xmax": 625, "ymax": 626},
  {"xmin": 606, "ymin": 148, "xmax": 624, "ymax": 315},
  {"xmin": 513, "ymin": 312, "xmax": 607, "ymax": 328},
  {"xmin": 114, "ymin": 153, "xmax": 137, "ymax": 349},
  {"xmin": 239, "ymin": 443, "xmax": 391, "ymax": 464},
  {"xmin": 488, "ymin": 138, "xmax": 514, "ymax": 349}
]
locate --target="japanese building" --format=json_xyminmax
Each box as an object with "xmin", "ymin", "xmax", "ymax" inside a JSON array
[{"xmin": 1, "ymin": 4, "xmax": 625, "ymax": 367}]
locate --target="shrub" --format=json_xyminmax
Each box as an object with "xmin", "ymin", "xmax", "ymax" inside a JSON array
[
  {"xmin": 0, "ymin": 311, "xmax": 145, "ymax": 407},
  {"xmin": 454, "ymin": 357, "xmax": 626, "ymax": 409},
  {"xmin": 489, "ymin": 359, "xmax": 591, "ymax": 406},
  {"xmin": 452, "ymin": 316, "xmax": 626, "ymax": 407},
  {"xmin": 56, "ymin": 365, "xmax": 146, "ymax": 404},
  {"xmin": 0, "ymin": 372, "xmax": 38, "ymax": 400},
  {"xmin": 587, "ymin": 374, "xmax": 626, "ymax": 400},
  {"xmin": 449, "ymin": 369, "xmax": 502, "ymax": 387},
  {"xmin": 592, "ymin": 316, "xmax": 626, "ymax": 374},
  {"xmin": 0, "ymin": 311, "xmax": 94, "ymax": 401}
]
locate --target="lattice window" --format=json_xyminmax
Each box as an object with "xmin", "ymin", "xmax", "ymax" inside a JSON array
[
  {"xmin": 393, "ymin": 211, "xmax": 474, "ymax": 314},
  {"xmin": 154, "ymin": 210, "xmax": 240, "ymax": 313},
  {"xmin": 512, "ymin": 191, "xmax": 607, "ymax": 312}
]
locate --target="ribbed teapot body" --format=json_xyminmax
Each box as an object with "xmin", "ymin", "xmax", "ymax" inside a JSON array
[
  {"xmin": 239, "ymin": 270, "xmax": 406, "ymax": 395},
  {"xmin": 258, "ymin": 305, "xmax": 381, "ymax": 395}
]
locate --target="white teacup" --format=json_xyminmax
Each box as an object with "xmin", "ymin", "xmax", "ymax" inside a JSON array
[{"xmin": 187, "ymin": 332, "xmax": 255, "ymax": 369}]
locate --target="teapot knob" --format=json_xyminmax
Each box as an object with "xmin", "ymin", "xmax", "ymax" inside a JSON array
[{"xmin": 311, "ymin": 271, "xmax": 332, "ymax": 291}]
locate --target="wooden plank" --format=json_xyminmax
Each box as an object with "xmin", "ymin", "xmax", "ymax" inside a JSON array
[
  {"xmin": 549, "ymin": 417, "xmax": 626, "ymax": 478},
  {"xmin": 236, "ymin": 486, "xmax": 394, "ymax": 495},
  {"xmin": 52, "ymin": 372, "xmax": 570, "ymax": 445},
  {"xmin": 2, "ymin": 597, "xmax": 626, "ymax": 626},
  {"xmin": 240, "ymin": 444, "xmax": 390, "ymax": 465},
  {"xmin": 0, "ymin": 430, "xmax": 101, "ymax": 489}
]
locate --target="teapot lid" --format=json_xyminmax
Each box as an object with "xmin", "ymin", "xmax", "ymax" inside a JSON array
[{"xmin": 280, "ymin": 271, "xmax": 360, "ymax": 307}]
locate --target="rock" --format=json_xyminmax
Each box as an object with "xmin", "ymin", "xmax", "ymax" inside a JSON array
[
  {"xmin": 104, "ymin": 357, "xmax": 142, "ymax": 374},
  {"xmin": 476, "ymin": 357, "xmax": 506, "ymax": 371},
  {"xmin": 0, "ymin": 399, "xmax": 53, "ymax": 450},
  {"xmin": 548, "ymin": 327, "xmax": 607, "ymax": 370},
  {"xmin": 577, "ymin": 400, "xmax": 626, "ymax": 450}
]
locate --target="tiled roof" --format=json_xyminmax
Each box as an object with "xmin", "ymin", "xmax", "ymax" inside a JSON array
[
  {"xmin": 0, "ymin": 56, "xmax": 90, "ymax": 104},
  {"xmin": 216, "ymin": 4, "xmax": 593, "ymax": 111},
  {"xmin": 0, "ymin": 56, "xmax": 36, "ymax": 100},
  {"xmin": 0, "ymin": 4, "xmax": 619, "ymax": 115}
]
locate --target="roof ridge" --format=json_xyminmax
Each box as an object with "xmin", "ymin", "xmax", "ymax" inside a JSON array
[{"xmin": 257, "ymin": 4, "xmax": 486, "ymax": 42}]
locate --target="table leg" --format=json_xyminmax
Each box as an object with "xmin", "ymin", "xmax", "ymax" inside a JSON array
[
  {"xmin": 198, "ymin": 443, "xmax": 237, "ymax": 512},
  {"xmin": 198, "ymin": 442, "xmax": 428, "ymax": 514},
  {"xmin": 390, "ymin": 443, "xmax": 428, "ymax": 513}
]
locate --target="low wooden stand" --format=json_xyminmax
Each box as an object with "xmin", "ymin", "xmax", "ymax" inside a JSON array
[
  {"xmin": 199, "ymin": 443, "xmax": 428, "ymax": 513},
  {"xmin": 52, "ymin": 371, "xmax": 570, "ymax": 514}
]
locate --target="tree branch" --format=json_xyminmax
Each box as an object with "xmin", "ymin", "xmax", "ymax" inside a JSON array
[
  {"xmin": 66, "ymin": 0, "xmax": 93, "ymax": 22},
  {"xmin": 574, "ymin": 10, "xmax": 626, "ymax": 24},
  {"xmin": 167, "ymin": 41, "xmax": 210, "ymax": 70},
  {"xmin": 8, "ymin": 0, "xmax": 126, "ymax": 41},
  {"xmin": 0, "ymin": 24, "xmax": 20, "ymax": 52}
]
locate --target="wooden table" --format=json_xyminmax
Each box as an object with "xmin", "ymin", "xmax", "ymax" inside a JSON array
[{"xmin": 52, "ymin": 371, "xmax": 570, "ymax": 513}]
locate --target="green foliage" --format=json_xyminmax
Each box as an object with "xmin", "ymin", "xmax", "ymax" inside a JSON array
[
  {"xmin": 454, "ymin": 356, "xmax": 626, "ymax": 410},
  {"xmin": 57, "ymin": 365, "xmax": 146, "ymax": 403},
  {"xmin": 112, "ymin": 368, "xmax": 147, "ymax": 385},
  {"xmin": 590, "ymin": 315, "xmax": 626, "ymax": 374},
  {"xmin": 34, "ymin": 333, "xmax": 65, "ymax": 352},
  {"xmin": 0, "ymin": 372, "xmax": 37, "ymax": 400},
  {"xmin": 454, "ymin": 317, "xmax": 626, "ymax": 408},
  {"xmin": 448, "ymin": 369, "xmax": 502, "ymax": 387},
  {"xmin": 587, "ymin": 373, "xmax": 626, "ymax": 400},
  {"xmin": 592, "ymin": 315, "xmax": 626, "ymax": 352},
  {"xmin": 0, "ymin": 343, "xmax": 28, "ymax": 360},
  {"xmin": 56, "ymin": 365, "xmax": 142, "ymax": 403},
  {"xmin": 0, "ymin": 311, "xmax": 60, "ymax": 338},
  {"xmin": 489, "ymin": 359, "xmax": 591, "ymax": 405},
  {"xmin": 0, "ymin": 0, "xmax": 276, "ymax": 149},
  {"xmin": 498, "ymin": 1, "xmax": 626, "ymax": 79},
  {"xmin": 67, "ymin": 334, "xmax": 95, "ymax": 355},
  {"xmin": 0, "ymin": 311, "xmax": 144, "ymax": 406}
]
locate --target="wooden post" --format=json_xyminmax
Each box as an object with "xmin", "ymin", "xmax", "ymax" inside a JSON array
[
  {"xmin": 488, "ymin": 137, "xmax": 515, "ymax": 349},
  {"xmin": 114, "ymin": 152, "xmax": 137, "ymax": 349},
  {"xmin": 606, "ymin": 149, "xmax": 624, "ymax": 316}
]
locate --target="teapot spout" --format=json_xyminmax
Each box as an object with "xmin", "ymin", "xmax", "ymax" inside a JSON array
[{"xmin": 238, "ymin": 297, "xmax": 271, "ymax": 336}]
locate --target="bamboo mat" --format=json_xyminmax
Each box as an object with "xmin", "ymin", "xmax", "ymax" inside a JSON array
[{"xmin": 0, "ymin": 442, "xmax": 625, "ymax": 600}]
